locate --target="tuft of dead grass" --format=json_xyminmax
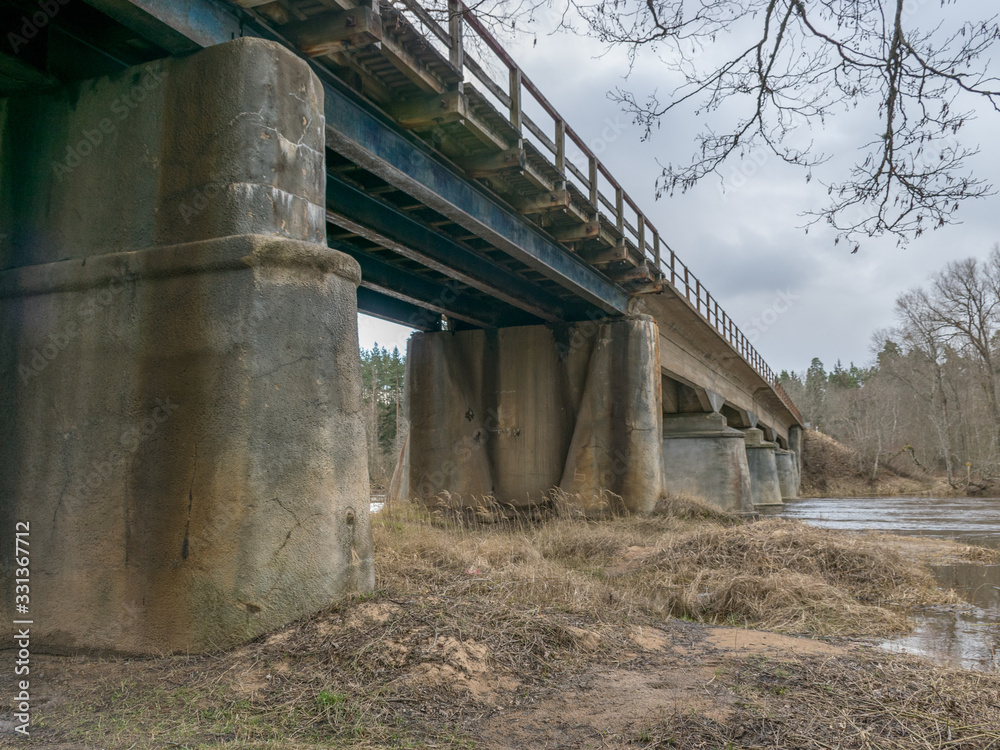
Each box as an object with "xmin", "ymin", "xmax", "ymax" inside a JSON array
[{"xmin": 375, "ymin": 499, "xmax": 950, "ymax": 640}]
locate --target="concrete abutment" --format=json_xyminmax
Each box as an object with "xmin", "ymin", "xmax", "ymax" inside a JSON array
[
  {"xmin": 744, "ymin": 428, "xmax": 784, "ymax": 507},
  {"xmin": 660, "ymin": 412, "xmax": 754, "ymax": 513},
  {"xmin": 775, "ymin": 449, "xmax": 799, "ymax": 500},
  {"xmin": 0, "ymin": 38, "xmax": 373, "ymax": 654}
]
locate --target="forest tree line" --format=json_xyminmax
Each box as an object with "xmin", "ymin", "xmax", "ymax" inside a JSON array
[
  {"xmin": 780, "ymin": 246, "xmax": 1000, "ymax": 489},
  {"xmin": 360, "ymin": 344, "xmax": 406, "ymax": 490}
]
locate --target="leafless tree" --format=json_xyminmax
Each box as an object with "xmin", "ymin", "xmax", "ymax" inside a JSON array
[
  {"xmin": 605, "ymin": 0, "xmax": 1000, "ymax": 244},
  {"xmin": 784, "ymin": 245, "xmax": 1000, "ymax": 488},
  {"xmin": 887, "ymin": 293, "xmax": 956, "ymax": 482},
  {"xmin": 460, "ymin": 0, "xmax": 1000, "ymax": 246},
  {"xmin": 919, "ymin": 248, "xmax": 1000, "ymax": 451},
  {"xmin": 825, "ymin": 373, "xmax": 899, "ymax": 480}
]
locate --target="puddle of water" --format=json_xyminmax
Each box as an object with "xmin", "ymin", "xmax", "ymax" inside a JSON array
[
  {"xmin": 882, "ymin": 564, "xmax": 1000, "ymax": 672},
  {"xmin": 770, "ymin": 497, "xmax": 1000, "ymax": 671}
]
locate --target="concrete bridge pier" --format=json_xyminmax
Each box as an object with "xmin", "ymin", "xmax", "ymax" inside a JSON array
[
  {"xmin": 391, "ymin": 316, "xmax": 663, "ymax": 515},
  {"xmin": 744, "ymin": 428, "xmax": 783, "ymax": 507},
  {"xmin": 775, "ymin": 450, "xmax": 799, "ymax": 500},
  {"xmin": 0, "ymin": 38, "xmax": 373, "ymax": 654},
  {"xmin": 788, "ymin": 425, "xmax": 804, "ymax": 485},
  {"xmin": 660, "ymin": 412, "xmax": 754, "ymax": 513}
]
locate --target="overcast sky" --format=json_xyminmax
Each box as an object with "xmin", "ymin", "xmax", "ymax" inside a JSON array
[{"xmin": 358, "ymin": 1, "xmax": 1000, "ymax": 376}]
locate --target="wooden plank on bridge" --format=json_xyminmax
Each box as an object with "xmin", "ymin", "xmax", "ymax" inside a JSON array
[
  {"xmin": 456, "ymin": 147, "xmax": 525, "ymax": 177},
  {"xmin": 388, "ymin": 89, "xmax": 467, "ymax": 128},
  {"xmin": 281, "ymin": 7, "xmax": 382, "ymax": 57},
  {"xmin": 584, "ymin": 241, "xmax": 629, "ymax": 266},
  {"xmin": 550, "ymin": 221, "xmax": 600, "ymax": 242},
  {"xmin": 511, "ymin": 189, "xmax": 571, "ymax": 214}
]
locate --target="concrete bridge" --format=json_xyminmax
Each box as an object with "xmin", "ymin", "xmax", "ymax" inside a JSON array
[{"xmin": 0, "ymin": 0, "xmax": 803, "ymax": 654}]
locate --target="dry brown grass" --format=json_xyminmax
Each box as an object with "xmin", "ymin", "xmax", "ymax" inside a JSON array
[
  {"xmin": 376, "ymin": 496, "xmax": 949, "ymax": 639},
  {"xmin": 5, "ymin": 494, "xmax": 982, "ymax": 750},
  {"xmin": 800, "ymin": 428, "xmax": 949, "ymax": 497},
  {"xmin": 638, "ymin": 651, "xmax": 1000, "ymax": 749}
]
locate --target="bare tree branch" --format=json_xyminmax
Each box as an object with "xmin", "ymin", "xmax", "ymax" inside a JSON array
[{"xmin": 478, "ymin": 0, "xmax": 1000, "ymax": 246}]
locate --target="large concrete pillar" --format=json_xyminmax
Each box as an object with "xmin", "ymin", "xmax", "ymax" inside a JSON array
[
  {"xmin": 661, "ymin": 412, "xmax": 754, "ymax": 513},
  {"xmin": 391, "ymin": 316, "xmax": 663, "ymax": 515},
  {"xmin": 775, "ymin": 450, "xmax": 799, "ymax": 500},
  {"xmin": 744, "ymin": 428, "xmax": 783, "ymax": 506},
  {"xmin": 788, "ymin": 425, "xmax": 804, "ymax": 487},
  {"xmin": 0, "ymin": 39, "xmax": 373, "ymax": 654}
]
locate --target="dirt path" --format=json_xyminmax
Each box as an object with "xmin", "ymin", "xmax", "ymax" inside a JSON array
[{"xmin": 475, "ymin": 623, "xmax": 851, "ymax": 749}]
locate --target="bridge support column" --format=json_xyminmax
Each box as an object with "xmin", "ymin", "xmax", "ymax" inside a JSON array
[
  {"xmin": 744, "ymin": 428, "xmax": 783, "ymax": 507},
  {"xmin": 775, "ymin": 450, "xmax": 799, "ymax": 500},
  {"xmin": 0, "ymin": 38, "xmax": 373, "ymax": 654},
  {"xmin": 788, "ymin": 425, "xmax": 804, "ymax": 487},
  {"xmin": 391, "ymin": 316, "xmax": 663, "ymax": 514},
  {"xmin": 661, "ymin": 413, "xmax": 754, "ymax": 513}
]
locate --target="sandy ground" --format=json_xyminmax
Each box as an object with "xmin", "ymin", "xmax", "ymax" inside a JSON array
[
  {"xmin": 0, "ymin": 619, "xmax": 858, "ymax": 750},
  {"xmin": 475, "ymin": 623, "xmax": 851, "ymax": 749}
]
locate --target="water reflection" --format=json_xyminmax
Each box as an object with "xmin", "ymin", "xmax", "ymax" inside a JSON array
[{"xmin": 771, "ymin": 497, "xmax": 1000, "ymax": 672}]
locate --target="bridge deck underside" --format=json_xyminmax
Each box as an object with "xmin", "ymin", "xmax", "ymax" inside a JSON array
[
  {"xmin": 239, "ymin": 0, "xmax": 664, "ymax": 318},
  {"xmin": 325, "ymin": 155, "xmax": 600, "ymax": 330}
]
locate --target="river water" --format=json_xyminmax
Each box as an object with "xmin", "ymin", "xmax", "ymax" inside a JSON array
[{"xmin": 764, "ymin": 497, "xmax": 1000, "ymax": 672}]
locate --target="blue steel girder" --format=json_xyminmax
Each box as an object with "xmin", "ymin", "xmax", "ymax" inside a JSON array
[
  {"xmin": 81, "ymin": 0, "xmax": 242, "ymax": 54},
  {"xmin": 355, "ymin": 287, "xmax": 441, "ymax": 331},
  {"xmin": 320, "ymin": 96, "xmax": 629, "ymax": 315},
  {"xmin": 329, "ymin": 237, "xmax": 541, "ymax": 329},
  {"xmin": 81, "ymin": 0, "xmax": 631, "ymax": 316},
  {"xmin": 325, "ymin": 173, "xmax": 580, "ymax": 322}
]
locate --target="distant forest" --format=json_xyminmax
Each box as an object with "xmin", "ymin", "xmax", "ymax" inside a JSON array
[
  {"xmin": 360, "ymin": 344, "xmax": 406, "ymax": 490},
  {"xmin": 780, "ymin": 246, "xmax": 1000, "ymax": 488}
]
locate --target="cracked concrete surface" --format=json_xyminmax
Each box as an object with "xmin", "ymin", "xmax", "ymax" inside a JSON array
[{"xmin": 0, "ymin": 38, "xmax": 372, "ymax": 655}]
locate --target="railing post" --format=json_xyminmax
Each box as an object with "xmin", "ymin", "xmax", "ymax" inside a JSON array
[
  {"xmin": 615, "ymin": 186, "xmax": 624, "ymax": 234},
  {"xmin": 653, "ymin": 230, "xmax": 660, "ymax": 269},
  {"xmin": 670, "ymin": 251, "xmax": 676, "ymax": 286},
  {"xmin": 637, "ymin": 213, "xmax": 645, "ymax": 258},
  {"xmin": 508, "ymin": 67, "xmax": 521, "ymax": 131},
  {"xmin": 448, "ymin": 0, "xmax": 464, "ymax": 89},
  {"xmin": 588, "ymin": 157, "xmax": 598, "ymax": 209},
  {"xmin": 554, "ymin": 119, "xmax": 565, "ymax": 177}
]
